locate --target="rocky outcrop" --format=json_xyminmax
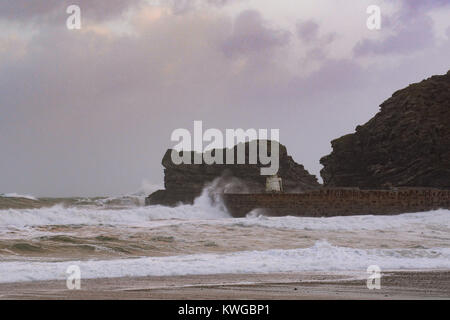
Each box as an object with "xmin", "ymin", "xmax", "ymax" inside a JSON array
[
  {"xmin": 146, "ymin": 141, "xmax": 320, "ymax": 206},
  {"xmin": 320, "ymin": 70, "xmax": 450, "ymax": 189}
]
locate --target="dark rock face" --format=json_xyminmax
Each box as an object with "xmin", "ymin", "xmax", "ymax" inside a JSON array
[
  {"xmin": 146, "ymin": 141, "xmax": 320, "ymax": 206},
  {"xmin": 320, "ymin": 71, "xmax": 450, "ymax": 189}
]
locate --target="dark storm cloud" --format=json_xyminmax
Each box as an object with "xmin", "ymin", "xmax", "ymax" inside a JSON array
[
  {"xmin": 0, "ymin": 0, "xmax": 143, "ymax": 23},
  {"xmin": 296, "ymin": 20, "xmax": 336, "ymax": 62},
  {"xmin": 296, "ymin": 20, "xmax": 319, "ymax": 43},
  {"xmin": 353, "ymin": 0, "xmax": 446, "ymax": 56},
  {"xmin": 0, "ymin": 0, "xmax": 62, "ymax": 20},
  {"xmin": 206, "ymin": 0, "xmax": 235, "ymax": 5},
  {"xmin": 353, "ymin": 14, "xmax": 434, "ymax": 56},
  {"xmin": 402, "ymin": 0, "xmax": 450, "ymax": 11},
  {"xmin": 157, "ymin": 0, "xmax": 243, "ymax": 15},
  {"xmin": 221, "ymin": 10, "xmax": 291, "ymax": 58},
  {"xmin": 296, "ymin": 20, "xmax": 336, "ymax": 47}
]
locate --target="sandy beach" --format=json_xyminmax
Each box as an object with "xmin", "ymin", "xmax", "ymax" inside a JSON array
[{"xmin": 1, "ymin": 271, "xmax": 449, "ymax": 300}]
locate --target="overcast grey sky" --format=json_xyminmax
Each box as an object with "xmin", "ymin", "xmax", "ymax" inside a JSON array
[{"xmin": 1, "ymin": 0, "xmax": 449, "ymax": 197}]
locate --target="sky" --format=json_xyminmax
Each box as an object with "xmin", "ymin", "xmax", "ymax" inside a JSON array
[{"xmin": 0, "ymin": 0, "xmax": 449, "ymax": 197}]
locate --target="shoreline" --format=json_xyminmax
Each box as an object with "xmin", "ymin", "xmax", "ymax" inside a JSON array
[{"xmin": 1, "ymin": 270, "xmax": 449, "ymax": 300}]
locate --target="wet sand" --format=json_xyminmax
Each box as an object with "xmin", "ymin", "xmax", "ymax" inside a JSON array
[{"xmin": 0, "ymin": 271, "xmax": 449, "ymax": 299}]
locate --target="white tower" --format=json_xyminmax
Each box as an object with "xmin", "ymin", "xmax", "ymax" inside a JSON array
[{"xmin": 265, "ymin": 175, "xmax": 283, "ymax": 193}]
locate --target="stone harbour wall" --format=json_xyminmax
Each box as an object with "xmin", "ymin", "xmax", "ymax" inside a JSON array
[{"xmin": 222, "ymin": 188, "xmax": 450, "ymax": 217}]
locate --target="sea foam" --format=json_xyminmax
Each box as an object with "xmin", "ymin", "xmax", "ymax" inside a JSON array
[
  {"xmin": 0, "ymin": 193, "xmax": 38, "ymax": 201},
  {"xmin": 1, "ymin": 240, "xmax": 449, "ymax": 283}
]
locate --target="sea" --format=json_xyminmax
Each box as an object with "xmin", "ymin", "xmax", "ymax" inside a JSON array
[{"xmin": 0, "ymin": 186, "xmax": 449, "ymax": 284}]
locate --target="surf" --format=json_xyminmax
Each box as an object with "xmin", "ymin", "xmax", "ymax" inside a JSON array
[{"xmin": 1, "ymin": 240, "xmax": 449, "ymax": 283}]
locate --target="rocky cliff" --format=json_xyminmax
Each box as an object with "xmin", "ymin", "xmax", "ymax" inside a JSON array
[
  {"xmin": 320, "ymin": 70, "xmax": 450, "ymax": 189},
  {"xmin": 147, "ymin": 141, "xmax": 320, "ymax": 206}
]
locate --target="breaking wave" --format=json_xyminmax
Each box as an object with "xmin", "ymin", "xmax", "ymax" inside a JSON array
[
  {"xmin": 1, "ymin": 204, "xmax": 448, "ymax": 232},
  {"xmin": 238, "ymin": 209, "xmax": 450, "ymax": 231},
  {"xmin": 1, "ymin": 182, "xmax": 449, "ymax": 284},
  {"xmin": 1, "ymin": 240, "xmax": 449, "ymax": 283},
  {"xmin": 0, "ymin": 193, "xmax": 38, "ymax": 201},
  {"xmin": 0, "ymin": 187, "xmax": 230, "ymax": 228}
]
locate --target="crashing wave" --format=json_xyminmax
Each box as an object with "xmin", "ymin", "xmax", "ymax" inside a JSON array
[{"xmin": 0, "ymin": 193, "xmax": 38, "ymax": 201}]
